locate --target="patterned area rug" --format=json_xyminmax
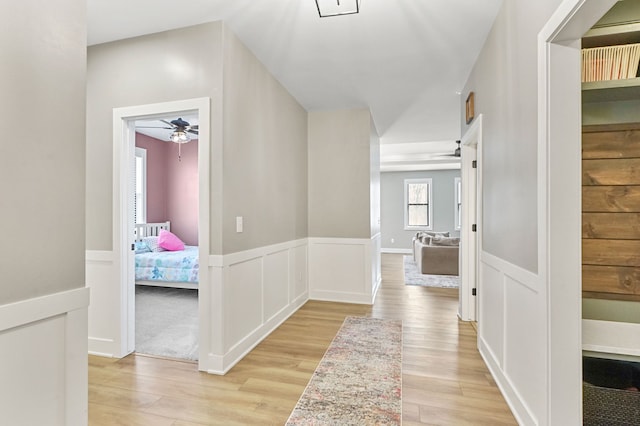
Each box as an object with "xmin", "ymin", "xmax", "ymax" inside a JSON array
[
  {"xmin": 403, "ymin": 255, "xmax": 459, "ymax": 288},
  {"xmin": 287, "ymin": 316, "xmax": 402, "ymax": 425}
]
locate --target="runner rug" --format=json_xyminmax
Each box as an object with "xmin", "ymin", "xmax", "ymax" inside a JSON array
[{"xmin": 286, "ymin": 316, "xmax": 402, "ymax": 425}]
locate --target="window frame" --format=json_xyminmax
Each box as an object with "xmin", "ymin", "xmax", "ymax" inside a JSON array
[
  {"xmin": 404, "ymin": 178, "xmax": 433, "ymax": 230},
  {"xmin": 135, "ymin": 147, "xmax": 147, "ymax": 225},
  {"xmin": 454, "ymin": 177, "xmax": 462, "ymax": 231}
]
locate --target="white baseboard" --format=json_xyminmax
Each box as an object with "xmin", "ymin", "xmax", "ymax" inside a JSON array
[
  {"xmin": 0, "ymin": 287, "xmax": 89, "ymax": 425},
  {"xmin": 381, "ymin": 248, "xmax": 412, "ymax": 254},
  {"xmin": 479, "ymin": 336, "xmax": 537, "ymax": 426}
]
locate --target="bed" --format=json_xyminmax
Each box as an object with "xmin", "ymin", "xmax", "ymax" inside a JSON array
[{"xmin": 134, "ymin": 222, "xmax": 199, "ymax": 289}]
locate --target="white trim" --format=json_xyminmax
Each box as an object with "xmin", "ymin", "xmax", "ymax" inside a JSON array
[
  {"xmin": 381, "ymin": 248, "xmax": 412, "ymax": 254},
  {"xmin": 582, "ymin": 319, "xmax": 640, "ymax": 358},
  {"xmin": 454, "ymin": 176, "xmax": 462, "ymax": 231},
  {"xmin": 403, "ymin": 178, "xmax": 433, "ymax": 231},
  {"xmin": 0, "ymin": 287, "xmax": 89, "ymax": 332},
  {"xmin": 134, "ymin": 147, "xmax": 147, "ymax": 225},
  {"xmin": 112, "ymin": 97, "xmax": 211, "ymax": 367},
  {"xmin": 459, "ymin": 114, "xmax": 482, "ymax": 322},
  {"xmin": 480, "ymin": 251, "xmax": 538, "ymax": 293},
  {"xmin": 538, "ymin": 1, "xmax": 617, "ymax": 424},
  {"xmin": 212, "ymin": 238, "xmax": 308, "ymax": 267},
  {"xmin": 0, "ymin": 287, "xmax": 89, "ymax": 425}
]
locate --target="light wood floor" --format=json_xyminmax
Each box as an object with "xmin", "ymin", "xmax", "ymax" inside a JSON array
[{"xmin": 89, "ymin": 254, "xmax": 517, "ymax": 425}]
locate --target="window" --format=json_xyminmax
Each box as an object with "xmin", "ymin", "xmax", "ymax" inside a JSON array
[
  {"xmin": 454, "ymin": 177, "xmax": 462, "ymax": 230},
  {"xmin": 404, "ymin": 178, "xmax": 432, "ymax": 230},
  {"xmin": 135, "ymin": 147, "xmax": 147, "ymax": 225}
]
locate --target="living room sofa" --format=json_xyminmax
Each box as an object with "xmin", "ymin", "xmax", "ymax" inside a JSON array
[{"xmin": 412, "ymin": 231, "xmax": 460, "ymax": 276}]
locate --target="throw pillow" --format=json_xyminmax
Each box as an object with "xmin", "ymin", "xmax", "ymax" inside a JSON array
[
  {"xmin": 430, "ymin": 236, "xmax": 460, "ymax": 246},
  {"xmin": 158, "ymin": 229, "xmax": 185, "ymax": 251},
  {"xmin": 142, "ymin": 236, "xmax": 165, "ymax": 252}
]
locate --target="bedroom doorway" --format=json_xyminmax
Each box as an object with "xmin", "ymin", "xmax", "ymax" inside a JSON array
[
  {"xmin": 133, "ymin": 112, "xmax": 200, "ymax": 361},
  {"xmin": 113, "ymin": 98, "xmax": 210, "ymax": 370}
]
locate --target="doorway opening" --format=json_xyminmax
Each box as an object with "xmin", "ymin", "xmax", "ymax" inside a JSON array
[
  {"xmin": 113, "ymin": 98, "xmax": 210, "ymax": 370},
  {"xmin": 459, "ymin": 114, "xmax": 482, "ymax": 323},
  {"xmin": 133, "ymin": 112, "xmax": 200, "ymax": 361}
]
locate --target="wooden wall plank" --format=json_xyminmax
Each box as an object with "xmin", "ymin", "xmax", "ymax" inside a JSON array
[
  {"xmin": 583, "ymin": 186, "xmax": 640, "ymax": 212},
  {"xmin": 582, "ymin": 239, "xmax": 640, "ymax": 267},
  {"xmin": 582, "ymin": 265, "xmax": 640, "ymax": 296},
  {"xmin": 582, "ymin": 159, "xmax": 640, "ymax": 185},
  {"xmin": 583, "ymin": 291, "xmax": 640, "ymax": 302},
  {"xmin": 583, "ymin": 129, "xmax": 640, "ymax": 159},
  {"xmin": 582, "ymin": 213, "xmax": 640, "ymax": 239}
]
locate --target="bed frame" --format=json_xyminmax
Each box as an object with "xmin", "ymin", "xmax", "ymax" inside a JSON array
[
  {"xmin": 135, "ymin": 221, "xmax": 171, "ymax": 241},
  {"xmin": 134, "ymin": 222, "xmax": 198, "ymax": 290}
]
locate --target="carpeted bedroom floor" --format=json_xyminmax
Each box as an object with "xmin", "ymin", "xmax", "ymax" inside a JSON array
[{"xmin": 135, "ymin": 285, "xmax": 199, "ymax": 361}]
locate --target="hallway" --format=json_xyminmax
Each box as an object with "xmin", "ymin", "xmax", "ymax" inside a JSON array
[{"xmin": 88, "ymin": 254, "xmax": 516, "ymax": 425}]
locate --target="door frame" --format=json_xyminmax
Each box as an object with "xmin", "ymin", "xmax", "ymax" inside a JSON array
[
  {"xmin": 538, "ymin": 0, "xmax": 616, "ymax": 422},
  {"xmin": 459, "ymin": 114, "xmax": 482, "ymax": 322},
  {"xmin": 112, "ymin": 97, "xmax": 210, "ymax": 369}
]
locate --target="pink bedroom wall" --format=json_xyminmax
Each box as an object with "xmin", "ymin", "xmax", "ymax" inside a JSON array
[
  {"xmin": 135, "ymin": 132, "xmax": 199, "ymax": 245},
  {"xmin": 135, "ymin": 133, "xmax": 168, "ymax": 223},
  {"xmin": 166, "ymin": 141, "xmax": 199, "ymax": 246}
]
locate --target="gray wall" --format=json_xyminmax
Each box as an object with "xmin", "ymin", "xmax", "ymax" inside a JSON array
[
  {"xmin": 87, "ymin": 22, "xmax": 308, "ymax": 255},
  {"xmin": 0, "ymin": 0, "xmax": 86, "ymax": 304},
  {"xmin": 460, "ymin": 0, "xmax": 565, "ymax": 273},
  {"xmin": 87, "ymin": 22, "xmax": 224, "ymax": 252},
  {"xmin": 381, "ymin": 170, "xmax": 460, "ymax": 250},
  {"xmin": 221, "ymin": 27, "xmax": 308, "ymax": 253},
  {"xmin": 308, "ymin": 109, "xmax": 376, "ymax": 239}
]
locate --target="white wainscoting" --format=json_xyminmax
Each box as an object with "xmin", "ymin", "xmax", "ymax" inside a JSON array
[
  {"xmin": 86, "ymin": 250, "xmax": 121, "ymax": 357},
  {"xmin": 478, "ymin": 251, "xmax": 542, "ymax": 426},
  {"xmin": 0, "ymin": 287, "xmax": 89, "ymax": 426},
  {"xmin": 203, "ymin": 239, "xmax": 309, "ymax": 374},
  {"xmin": 308, "ymin": 235, "xmax": 381, "ymax": 305}
]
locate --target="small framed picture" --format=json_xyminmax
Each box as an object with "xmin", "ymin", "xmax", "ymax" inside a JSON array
[{"xmin": 466, "ymin": 92, "xmax": 475, "ymax": 124}]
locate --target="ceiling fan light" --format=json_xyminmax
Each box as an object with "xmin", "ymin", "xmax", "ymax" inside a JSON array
[{"xmin": 170, "ymin": 130, "xmax": 190, "ymax": 144}]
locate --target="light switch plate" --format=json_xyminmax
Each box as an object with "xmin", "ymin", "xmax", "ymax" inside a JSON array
[{"xmin": 236, "ymin": 216, "xmax": 243, "ymax": 233}]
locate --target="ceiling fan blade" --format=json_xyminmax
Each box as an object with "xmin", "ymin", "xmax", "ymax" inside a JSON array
[
  {"xmin": 160, "ymin": 119, "xmax": 175, "ymax": 127},
  {"xmin": 190, "ymin": 124, "xmax": 199, "ymax": 129},
  {"xmin": 187, "ymin": 129, "xmax": 199, "ymax": 135},
  {"xmin": 136, "ymin": 126, "xmax": 173, "ymax": 129}
]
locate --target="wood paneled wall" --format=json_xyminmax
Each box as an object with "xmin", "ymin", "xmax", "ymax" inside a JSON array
[{"xmin": 583, "ymin": 123, "xmax": 640, "ymax": 301}]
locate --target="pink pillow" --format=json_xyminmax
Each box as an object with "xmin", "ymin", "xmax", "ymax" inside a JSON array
[{"xmin": 158, "ymin": 229, "xmax": 185, "ymax": 251}]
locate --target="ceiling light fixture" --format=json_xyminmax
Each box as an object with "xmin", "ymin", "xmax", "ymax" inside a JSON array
[
  {"xmin": 169, "ymin": 130, "xmax": 190, "ymax": 144},
  {"xmin": 169, "ymin": 129, "xmax": 191, "ymax": 161},
  {"xmin": 315, "ymin": 0, "xmax": 360, "ymax": 18}
]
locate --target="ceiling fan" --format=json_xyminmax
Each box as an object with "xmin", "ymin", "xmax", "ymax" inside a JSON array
[
  {"xmin": 137, "ymin": 117, "xmax": 199, "ymax": 141},
  {"xmin": 136, "ymin": 117, "xmax": 198, "ymax": 161}
]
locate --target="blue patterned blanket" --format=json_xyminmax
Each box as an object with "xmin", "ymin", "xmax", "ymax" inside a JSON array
[{"xmin": 135, "ymin": 246, "xmax": 199, "ymax": 283}]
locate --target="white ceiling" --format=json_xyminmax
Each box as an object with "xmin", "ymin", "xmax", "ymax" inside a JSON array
[{"xmin": 88, "ymin": 0, "xmax": 503, "ymax": 170}]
